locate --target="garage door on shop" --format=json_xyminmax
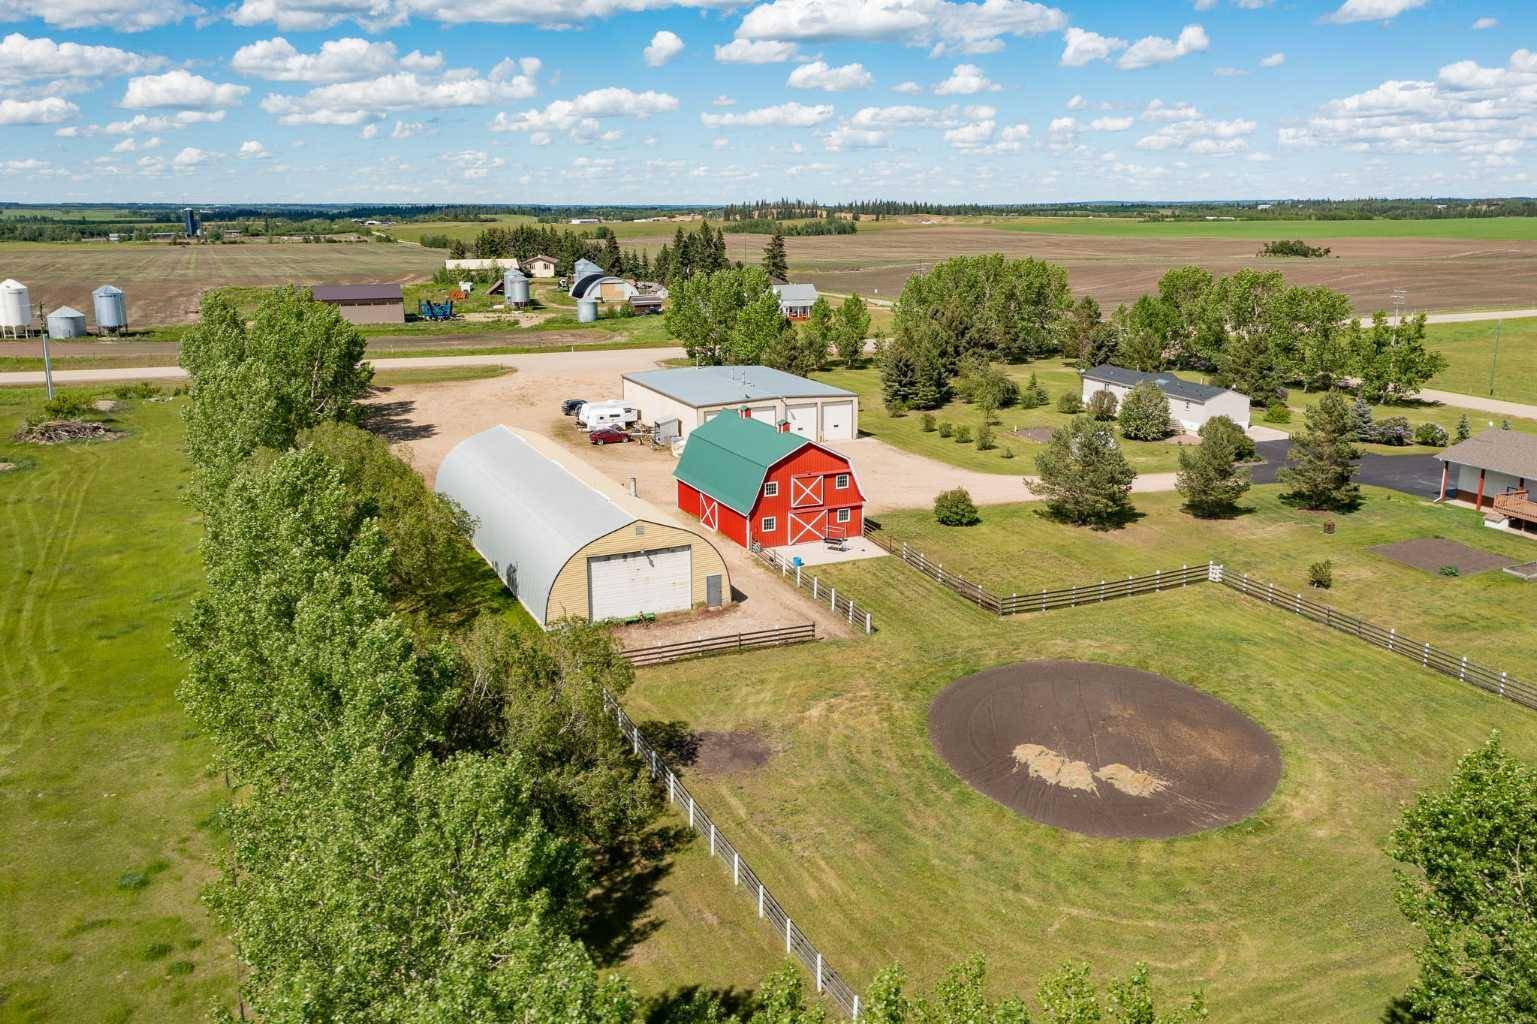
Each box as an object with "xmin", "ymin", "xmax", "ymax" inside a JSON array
[
  {"xmin": 785, "ymin": 404, "xmax": 817, "ymax": 438},
  {"xmin": 587, "ymin": 546, "xmax": 692, "ymax": 621},
  {"xmin": 821, "ymin": 400, "xmax": 854, "ymax": 440}
]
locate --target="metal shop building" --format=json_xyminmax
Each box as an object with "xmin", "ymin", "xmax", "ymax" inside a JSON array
[
  {"xmin": 436, "ymin": 426, "xmax": 731, "ymax": 626},
  {"xmin": 311, "ymin": 283, "xmax": 406, "ymax": 325},
  {"xmin": 622, "ymin": 365, "xmax": 858, "ymax": 443},
  {"xmin": 674, "ymin": 412, "xmax": 865, "ymax": 548}
]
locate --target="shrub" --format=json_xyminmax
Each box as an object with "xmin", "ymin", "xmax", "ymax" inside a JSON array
[
  {"xmin": 1308, "ymin": 560, "xmax": 1333, "ymax": 589},
  {"xmin": 1199, "ymin": 415, "xmax": 1257, "ymax": 462},
  {"xmin": 1263, "ymin": 402, "xmax": 1291, "ymax": 424},
  {"xmin": 1119, "ymin": 381, "xmax": 1174, "ymax": 441},
  {"xmin": 1000, "ymin": 446, "xmax": 1015, "ymax": 459},
  {"xmin": 1056, "ymin": 392, "xmax": 1083, "ymax": 414},
  {"xmin": 884, "ymin": 398, "xmax": 908, "ymax": 417},
  {"xmin": 1019, "ymin": 373, "xmax": 1049, "ymax": 409},
  {"xmin": 937, "ymin": 421, "xmax": 954, "ymax": 438},
  {"xmin": 976, "ymin": 422, "xmax": 995, "ymax": 451},
  {"xmin": 955, "ymin": 425, "xmax": 973, "ymax": 444},
  {"xmin": 920, "ymin": 412, "xmax": 936, "ymax": 433},
  {"xmin": 1413, "ymin": 422, "xmax": 1449, "ymax": 447},
  {"xmin": 1439, "ymin": 564, "xmax": 1460, "ymax": 577},
  {"xmin": 1362, "ymin": 415, "xmax": 1413, "ymax": 446},
  {"xmin": 933, "ymin": 487, "xmax": 980, "ymax": 526},
  {"xmin": 1323, "ymin": 519, "xmax": 1335, "ymax": 535},
  {"xmin": 112, "ymin": 381, "xmax": 160, "ymax": 400},
  {"xmin": 42, "ymin": 391, "xmax": 93, "ymax": 420},
  {"xmin": 1087, "ymin": 388, "xmax": 1118, "ymax": 421}
]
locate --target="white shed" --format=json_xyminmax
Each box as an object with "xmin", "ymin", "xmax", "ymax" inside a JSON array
[
  {"xmin": 622, "ymin": 365, "xmax": 858, "ymax": 443},
  {"xmin": 1080, "ymin": 364, "xmax": 1251, "ymax": 432},
  {"xmin": 435, "ymin": 426, "xmax": 730, "ymax": 626}
]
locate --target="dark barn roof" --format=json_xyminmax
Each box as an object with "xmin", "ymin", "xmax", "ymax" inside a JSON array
[
  {"xmin": 311, "ymin": 283, "xmax": 403, "ymax": 303},
  {"xmin": 1082, "ymin": 364, "xmax": 1232, "ymax": 405}
]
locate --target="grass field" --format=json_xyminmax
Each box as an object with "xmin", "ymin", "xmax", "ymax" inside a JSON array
[
  {"xmin": 976, "ymin": 215, "xmax": 1537, "ymax": 241},
  {"xmin": 1425, "ymin": 317, "xmax": 1537, "ymax": 405},
  {"xmin": 621, "ymin": 483, "xmax": 1537, "ymax": 1022},
  {"xmin": 0, "ymin": 390, "xmax": 236, "ymax": 1023}
]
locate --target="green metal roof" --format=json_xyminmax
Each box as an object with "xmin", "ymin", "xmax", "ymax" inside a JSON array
[{"xmin": 674, "ymin": 412, "xmax": 808, "ymax": 515}]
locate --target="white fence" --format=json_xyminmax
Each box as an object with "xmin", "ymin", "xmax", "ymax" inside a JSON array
[
  {"xmin": 750, "ymin": 542, "xmax": 874, "ymax": 635},
  {"xmin": 603, "ymin": 693, "xmax": 865, "ymax": 1018}
]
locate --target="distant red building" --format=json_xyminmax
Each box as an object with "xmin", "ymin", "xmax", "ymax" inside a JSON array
[{"xmin": 674, "ymin": 409, "xmax": 864, "ymax": 548}]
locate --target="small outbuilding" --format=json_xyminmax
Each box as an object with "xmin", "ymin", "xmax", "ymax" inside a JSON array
[
  {"xmin": 1437, "ymin": 428, "xmax": 1537, "ymax": 534},
  {"xmin": 771, "ymin": 283, "xmax": 818, "ymax": 320},
  {"xmin": 311, "ymin": 283, "xmax": 405, "ymax": 325},
  {"xmin": 674, "ymin": 411, "xmax": 865, "ymax": 548},
  {"xmin": 525, "ymin": 255, "xmax": 558, "ymax": 279},
  {"xmin": 1080, "ymin": 364, "xmax": 1251, "ymax": 432},
  {"xmin": 622, "ymin": 364, "xmax": 858, "ymax": 442},
  {"xmin": 436, "ymin": 426, "xmax": 731, "ymax": 626}
]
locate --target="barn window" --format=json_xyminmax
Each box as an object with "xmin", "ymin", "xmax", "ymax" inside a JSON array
[
  {"xmin": 835, "ymin": 473, "xmax": 850, "ymax": 489},
  {"xmin": 760, "ymin": 516, "xmax": 777, "ymax": 533},
  {"xmin": 836, "ymin": 508, "xmax": 851, "ymax": 524},
  {"xmin": 635, "ymin": 524, "xmax": 646, "ymax": 536},
  {"xmin": 763, "ymin": 481, "xmax": 779, "ymax": 497}
]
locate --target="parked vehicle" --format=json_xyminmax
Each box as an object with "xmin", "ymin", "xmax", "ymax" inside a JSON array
[
  {"xmin": 577, "ymin": 401, "xmax": 640, "ymax": 431},
  {"xmin": 561, "ymin": 398, "xmax": 586, "ymax": 416},
  {"xmin": 589, "ymin": 427, "xmax": 630, "ymax": 445}
]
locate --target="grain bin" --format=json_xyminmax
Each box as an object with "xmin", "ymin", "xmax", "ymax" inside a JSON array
[
  {"xmin": 46, "ymin": 306, "xmax": 88, "ymax": 339},
  {"xmin": 92, "ymin": 284, "xmax": 128, "ymax": 333},
  {"xmin": 577, "ymin": 297, "xmax": 599, "ymax": 323},
  {"xmin": 0, "ymin": 279, "xmax": 31, "ymax": 336},
  {"xmin": 504, "ymin": 269, "xmax": 530, "ymax": 307}
]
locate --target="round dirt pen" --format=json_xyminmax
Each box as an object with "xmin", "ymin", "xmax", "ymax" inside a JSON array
[{"xmin": 928, "ymin": 660, "xmax": 1282, "ymax": 839}]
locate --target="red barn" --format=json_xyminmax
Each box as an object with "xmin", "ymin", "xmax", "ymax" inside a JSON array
[{"xmin": 674, "ymin": 410, "xmax": 864, "ymax": 548}]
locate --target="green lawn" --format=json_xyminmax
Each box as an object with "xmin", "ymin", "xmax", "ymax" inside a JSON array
[
  {"xmin": 1425, "ymin": 317, "xmax": 1537, "ymax": 405},
  {"xmin": 622, "ymin": 483, "xmax": 1537, "ymax": 1022},
  {"xmin": 974, "ymin": 215, "xmax": 1537, "ymax": 241},
  {"xmin": 0, "ymin": 389, "xmax": 236, "ymax": 1023}
]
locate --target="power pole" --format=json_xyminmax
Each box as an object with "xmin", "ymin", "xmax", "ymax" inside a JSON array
[{"xmin": 1488, "ymin": 320, "xmax": 1501, "ymax": 397}]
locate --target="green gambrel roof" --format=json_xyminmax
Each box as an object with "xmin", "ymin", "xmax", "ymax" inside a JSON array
[{"xmin": 674, "ymin": 412, "xmax": 808, "ymax": 515}]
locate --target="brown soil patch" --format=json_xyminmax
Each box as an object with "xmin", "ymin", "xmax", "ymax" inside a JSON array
[
  {"xmin": 1369, "ymin": 537, "xmax": 1515, "ymax": 575},
  {"xmin": 1012, "ymin": 426, "xmax": 1057, "ymax": 443},
  {"xmin": 693, "ymin": 730, "xmax": 773, "ymax": 776},
  {"xmin": 15, "ymin": 420, "xmax": 123, "ymax": 444},
  {"xmin": 929, "ymin": 660, "xmax": 1281, "ymax": 839},
  {"xmin": 1168, "ymin": 433, "xmax": 1202, "ymax": 446}
]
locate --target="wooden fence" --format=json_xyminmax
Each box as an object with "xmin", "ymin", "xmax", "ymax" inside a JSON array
[
  {"xmin": 750, "ymin": 543, "xmax": 875, "ymax": 635},
  {"xmin": 603, "ymin": 692, "xmax": 865, "ymax": 1018},
  {"xmin": 623, "ymin": 623, "xmax": 818, "ymax": 667},
  {"xmin": 1216, "ymin": 566, "xmax": 1537, "ymax": 712}
]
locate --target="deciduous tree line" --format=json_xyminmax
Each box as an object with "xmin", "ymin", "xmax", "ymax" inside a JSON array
[
  {"xmin": 172, "ymin": 285, "xmax": 1208, "ymax": 1023},
  {"xmin": 878, "ymin": 258, "xmax": 1447, "ymax": 411}
]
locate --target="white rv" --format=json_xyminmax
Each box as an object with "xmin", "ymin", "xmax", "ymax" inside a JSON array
[{"xmin": 576, "ymin": 401, "xmax": 640, "ymax": 430}]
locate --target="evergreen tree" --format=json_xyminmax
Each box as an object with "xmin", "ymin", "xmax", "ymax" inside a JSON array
[
  {"xmin": 1029, "ymin": 417, "xmax": 1137, "ymax": 527},
  {"xmin": 602, "ymin": 233, "xmax": 621, "ymax": 271},
  {"xmin": 834, "ymin": 292, "xmax": 872, "ymax": 367},
  {"xmin": 1455, "ymin": 413, "xmax": 1472, "ymax": 442},
  {"xmin": 1279, "ymin": 391, "xmax": 1361, "ymax": 510},
  {"xmin": 762, "ymin": 227, "xmax": 789, "ymax": 282},
  {"xmin": 1177, "ymin": 419, "xmax": 1251, "ymax": 516}
]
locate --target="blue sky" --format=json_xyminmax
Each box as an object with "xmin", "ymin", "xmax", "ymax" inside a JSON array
[{"xmin": 2, "ymin": 0, "xmax": 1533, "ymax": 203}]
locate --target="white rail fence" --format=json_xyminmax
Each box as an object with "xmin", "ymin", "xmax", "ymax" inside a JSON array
[
  {"xmin": 603, "ymin": 692, "xmax": 865, "ymax": 1018},
  {"xmin": 750, "ymin": 542, "xmax": 874, "ymax": 635}
]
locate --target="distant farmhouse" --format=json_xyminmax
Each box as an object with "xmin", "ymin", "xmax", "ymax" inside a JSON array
[
  {"xmin": 311, "ymin": 283, "xmax": 405, "ymax": 325},
  {"xmin": 1437, "ymin": 428, "xmax": 1537, "ymax": 536},
  {"xmin": 1081, "ymin": 364, "xmax": 1251, "ymax": 432},
  {"xmin": 771, "ymin": 283, "xmax": 818, "ymax": 321}
]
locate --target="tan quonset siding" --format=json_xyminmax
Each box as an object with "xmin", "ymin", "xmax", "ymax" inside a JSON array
[{"xmin": 544, "ymin": 518, "xmax": 731, "ymax": 622}]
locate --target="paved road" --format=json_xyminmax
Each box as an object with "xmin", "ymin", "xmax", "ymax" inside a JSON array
[{"xmin": 1251, "ymin": 440, "xmax": 1445, "ymax": 498}]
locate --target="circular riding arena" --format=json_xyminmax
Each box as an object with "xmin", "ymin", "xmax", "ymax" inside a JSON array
[{"xmin": 928, "ymin": 660, "xmax": 1282, "ymax": 839}]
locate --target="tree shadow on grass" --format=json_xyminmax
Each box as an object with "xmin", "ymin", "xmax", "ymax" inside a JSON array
[
  {"xmin": 578, "ymin": 820, "xmax": 696, "ymax": 969},
  {"xmin": 1032, "ymin": 504, "xmax": 1147, "ymax": 532},
  {"xmin": 1180, "ymin": 501, "xmax": 1259, "ymax": 522},
  {"xmin": 642, "ymin": 984, "xmax": 756, "ymax": 1024},
  {"xmin": 640, "ymin": 719, "xmax": 701, "ymax": 768}
]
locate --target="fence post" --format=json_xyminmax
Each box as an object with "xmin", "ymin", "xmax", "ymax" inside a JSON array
[
  {"xmin": 1100, "ymin": 580, "xmax": 1105, "ymax": 602},
  {"xmin": 632, "ymin": 729, "xmax": 640, "ymax": 755},
  {"xmin": 688, "ymin": 794, "xmax": 695, "ymax": 829},
  {"xmin": 1501, "ymin": 672, "xmax": 1507, "ymax": 697},
  {"xmin": 667, "ymin": 772, "xmax": 675, "ymax": 805},
  {"xmin": 1388, "ymin": 628, "xmax": 1396, "ymax": 653},
  {"xmin": 758, "ymin": 882, "xmax": 765, "ymax": 918},
  {"xmin": 1041, "ymin": 588, "xmax": 1047, "ymax": 613},
  {"xmin": 847, "ymin": 599, "xmax": 854, "ymax": 624},
  {"xmin": 830, "ymin": 586, "xmax": 837, "ymax": 611},
  {"xmin": 1156, "ymin": 569, "xmax": 1161, "ymax": 592},
  {"xmin": 733, "ymin": 850, "xmax": 740, "ymax": 886},
  {"xmin": 864, "ymin": 611, "xmax": 872, "ymax": 635},
  {"xmin": 1182, "ymin": 563, "xmax": 1187, "ymax": 586},
  {"xmin": 1295, "ymin": 592, "xmax": 1301, "ymax": 614},
  {"xmin": 1460, "ymin": 656, "xmax": 1468, "ymax": 682},
  {"xmin": 1423, "ymin": 642, "xmax": 1430, "ymax": 666},
  {"xmin": 854, "ymin": 995, "xmax": 861, "ymax": 1020},
  {"xmin": 786, "ymin": 917, "xmax": 793, "ymax": 953},
  {"xmin": 709, "ymin": 820, "xmax": 715, "ymax": 856},
  {"xmin": 816, "ymin": 952, "xmax": 824, "ymax": 994},
  {"xmin": 812, "ymin": 577, "xmax": 819, "ymax": 600}
]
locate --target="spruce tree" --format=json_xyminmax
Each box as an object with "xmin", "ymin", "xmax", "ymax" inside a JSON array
[
  {"xmin": 601, "ymin": 232, "xmax": 621, "ymax": 271},
  {"xmin": 762, "ymin": 227, "xmax": 789, "ymax": 282},
  {"xmin": 1279, "ymin": 390, "xmax": 1361, "ymax": 510},
  {"xmin": 1176, "ymin": 421, "xmax": 1251, "ymax": 517},
  {"xmin": 1456, "ymin": 413, "xmax": 1472, "ymax": 443},
  {"xmin": 1029, "ymin": 417, "xmax": 1137, "ymax": 527}
]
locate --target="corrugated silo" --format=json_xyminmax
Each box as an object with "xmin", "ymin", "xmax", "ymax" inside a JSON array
[
  {"xmin": 0, "ymin": 278, "xmax": 31, "ymax": 337},
  {"xmin": 576, "ymin": 298, "xmax": 599, "ymax": 323},
  {"xmin": 504, "ymin": 269, "xmax": 530, "ymax": 307},
  {"xmin": 46, "ymin": 306, "xmax": 88, "ymax": 340},
  {"xmin": 93, "ymin": 284, "xmax": 128, "ymax": 333}
]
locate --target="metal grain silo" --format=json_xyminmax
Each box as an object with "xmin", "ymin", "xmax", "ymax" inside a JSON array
[
  {"xmin": 576, "ymin": 298, "xmax": 598, "ymax": 323},
  {"xmin": 0, "ymin": 279, "xmax": 31, "ymax": 337},
  {"xmin": 92, "ymin": 284, "xmax": 128, "ymax": 333},
  {"xmin": 46, "ymin": 306, "xmax": 87, "ymax": 340},
  {"xmin": 504, "ymin": 269, "xmax": 530, "ymax": 307}
]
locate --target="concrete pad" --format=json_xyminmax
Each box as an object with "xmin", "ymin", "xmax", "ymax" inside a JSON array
[
  {"xmin": 770, "ymin": 537, "xmax": 888, "ymax": 566},
  {"xmin": 1246, "ymin": 425, "xmax": 1289, "ymax": 442}
]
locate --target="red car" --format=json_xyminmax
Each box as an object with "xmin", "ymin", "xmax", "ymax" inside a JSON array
[{"xmin": 589, "ymin": 427, "xmax": 630, "ymax": 445}]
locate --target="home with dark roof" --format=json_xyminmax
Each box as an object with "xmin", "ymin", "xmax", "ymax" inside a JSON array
[
  {"xmin": 1437, "ymin": 428, "xmax": 1537, "ymax": 535},
  {"xmin": 622, "ymin": 364, "xmax": 858, "ymax": 442},
  {"xmin": 310, "ymin": 283, "xmax": 405, "ymax": 325},
  {"xmin": 1080, "ymin": 364, "xmax": 1251, "ymax": 432},
  {"xmin": 673, "ymin": 411, "xmax": 865, "ymax": 549}
]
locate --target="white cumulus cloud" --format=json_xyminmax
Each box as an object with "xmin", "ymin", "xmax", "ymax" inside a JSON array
[
  {"xmin": 0, "ymin": 32, "xmax": 163, "ymax": 84},
  {"xmin": 734, "ymin": 0, "xmax": 1066, "ymax": 57},
  {"xmin": 238, "ymin": 139, "xmax": 270, "ymax": 158},
  {"xmin": 1259, "ymin": 51, "xmax": 1285, "ymax": 67},
  {"xmin": 1060, "ymin": 27, "xmax": 1125, "ymax": 66},
  {"xmin": 0, "ymin": 96, "xmax": 78, "ymax": 124},
  {"xmin": 933, "ymin": 62, "xmax": 999, "ymax": 94},
  {"xmin": 0, "ymin": 0, "xmax": 200, "ymax": 31},
  {"xmin": 122, "ymin": 70, "xmax": 248, "ymax": 109},
  {"xmin": 644, "ymin": 30, "xmax": 684, "ymax": 66},
  {"xmin": 491, "ymin": 87, "xmax": 678, "ymax": 140},
  {"xmin": 713, "ymin": 38, "xmax": 799, "ymax": 62},
  {"xmin": 1472, "ymin": 17, "xmax": 1496, "ymax": 30},
  {"xmin": 788, "ymin": 60, "xmax": 873, "ymax": 91},
  {"xmin": 701, "ymin": 100, "xmax": 834, "ymax": 127},
  {"xmin": 1324, "ymin": 0, "xmax": 1426, "ymax": 24},
  {"xmin": 231, "ymin": 37, "xmax": 441, "ymax": 82},
  {"xmin": 264, "ymin": 63, "xmax": 538, "ymax": 125},
  {"xmin": 171, "ymin": 145, "xmax": 212, "ymax": 171},
  {"xmin": 1118, "ymin": 24, "xmax": 1208, "ymax": 70},
  {"xmin": 1088, "ymin": 115, "xmax": 1133, "ymax": 131}
]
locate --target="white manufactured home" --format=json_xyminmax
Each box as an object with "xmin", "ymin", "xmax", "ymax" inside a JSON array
[
  {"xmin": 1080, "ymin": 364, "xmax": 1251, "ymax": 432},
  {"xmin": 621, "ymin": 365, "xmax": 858, "ymax": 443}
]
